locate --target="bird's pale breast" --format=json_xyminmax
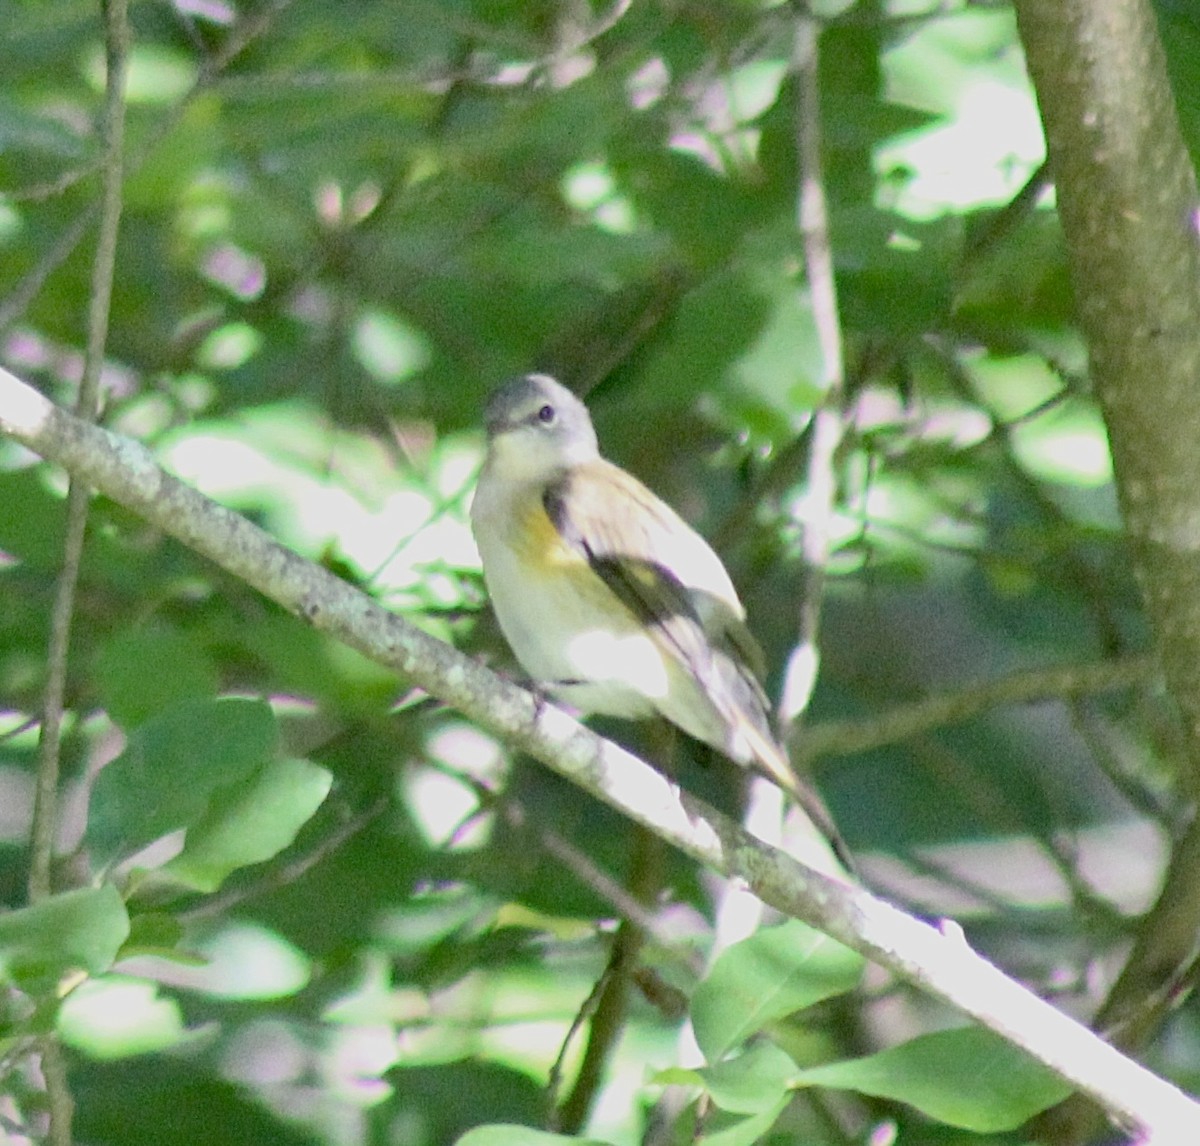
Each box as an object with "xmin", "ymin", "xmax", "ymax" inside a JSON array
[{"xmin": 473, "ymin": 477, "xmax": 671, "ymax": 719}]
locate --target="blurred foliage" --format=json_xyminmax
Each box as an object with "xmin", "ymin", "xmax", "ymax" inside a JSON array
[{"xmin": 0, "ymin": 0, "xmax": 1196, "ymax": 1143}]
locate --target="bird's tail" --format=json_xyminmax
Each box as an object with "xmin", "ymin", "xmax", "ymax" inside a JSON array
[{"xmin": 735, "ymin": 718, "xmax": 856, "ymax": 876}]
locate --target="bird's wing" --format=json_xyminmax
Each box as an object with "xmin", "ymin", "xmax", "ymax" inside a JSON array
[
  {"xmin": 543, "ymin": 459, "xmax": 765, "ymax": 696},
  {"xmin": 545, "ymin": 460, "xmax": 855, "ymax": 874}
]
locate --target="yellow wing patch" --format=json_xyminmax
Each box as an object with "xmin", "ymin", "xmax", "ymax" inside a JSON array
[{"xmin": 510, "ymin": 493, "xmax": 591, "ymax": 572}]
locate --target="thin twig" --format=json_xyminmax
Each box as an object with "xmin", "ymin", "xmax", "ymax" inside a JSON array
[
  {"xmin": 959, "ymin": 159, "xmax": 1052, "ymax": 273},
  {"xmin": 778, "ymin": 7, "xmax": 848, "ymax": 735},
  {"xmin": 29, "ymin": 0, "xmax": 130, "ymax": 908},
  {"xmin": 546, "ymin": 950, "xmax": 614, "ymax": 1121},
  {"xmin": 29, "ymin": 8, "xmax": 129, "ymax": 1140},
  {"xmin": 432, "ymin": 760, "xmax": 694, "ymax": 956},
  {"xmin": 792, "ymin": 654, "xmax": 1155, "ymax": 765},
  {"xmin": 554, "ymin": 722, "xmax": 673, "ymax": 1133},
  {"xmin": 0, "ymin": 211, "xmax": 97, "ymax": 336},
  {"xmin": 179, "ymin": 794, "xmax": 387, "ymax": 922},
  {"xmin": 528, "ymin": 812, "xmax": 691, "ymax": 959},
  {"xmin": 1071, "ymin": 701, "xmax": 1177, "ymax": 828},
  {"xmin": 925, "ymin": 334, "xmax": 1126, "ymax": 655},
  {"xmin": 554, "ymin": 821, "xmax": 663, "ymax": 1133},
  {"xmin": 39, "ymin": 1041, "xmax": 73, "ymax": 1146}
]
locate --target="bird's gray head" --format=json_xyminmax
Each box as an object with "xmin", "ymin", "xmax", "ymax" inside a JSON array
[{"xmin": 483, "ymin": 373, "xmax": 600, "ymax": 478}]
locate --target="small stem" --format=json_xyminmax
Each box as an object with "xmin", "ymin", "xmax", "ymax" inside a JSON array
[
  {"xmin": 779, "ymin": 7, "xmax": 848, "ymax": 735},
  {"xmin": 29, "ymin": 0, "xmax": 130, "ymax": 905},
  {"xmin": 29, "ymin": 5, "xmax": 130, "ymax": 1142}
]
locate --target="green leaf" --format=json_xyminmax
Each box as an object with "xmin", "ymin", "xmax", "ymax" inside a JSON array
[
  {"xmin": 0, "ymin": 95, "xmax": 92, "ymax": 160},
  {"xmin": 163, "ymin": 757, "xmax": 333, "ymax": 892},
  {"xmin": 120, "ymin": 911, "xmax": 186, "ymax": 960},
  {"xmin": 0, "ymin": 469, "xmax": 68, "ymax": 570},
  {"xmin": 648, "ymin": 1066, "xmax": 704, "ymax": 1088},
  {"xmin": 792, "ymin": 1026, "xmax": 1073, "ymax": 1132},
  {"xmin": 692, "ymin": 1098, "xmax": 790, "ymax": 1146},
  {"xmin": 691, "ymin": 921, "xmax": 864, "ymax": 1062},
  {"xmin": 94, "ymin": 624, "xmax": 219, "ymax": 727},
  {"xmin": 633, "ymin": 268, "xmax": 772, "ymax": 401},
  {"xmin": 0, "ymin": 886, "xmax": 129, "ymax": 987},
  {"xmin": 87, "ymin": 697, "xmax": 279, "ymax": 865},
  {"xmin": 58, "ymin": 976, "xmax": 188, "ymax": 1059},
  {"xmin": 454, "ymin": 1127, "xmax": 615, "ymax": 1146},
  {"xmin": 699, "ymin": 1042, "xmax": 798, "ymax": 1114}
]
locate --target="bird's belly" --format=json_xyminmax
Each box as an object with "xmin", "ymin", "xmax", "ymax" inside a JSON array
[{"xmin": 480, "ymin": 542, "xmax": 669, "ymax": 719}]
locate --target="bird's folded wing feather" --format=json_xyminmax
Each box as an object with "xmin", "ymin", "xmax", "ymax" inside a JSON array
[
  {"xmin": 544, "ymin": 462, "xmax": 854, "ymax": 873},
  {"xmin": 543, "ymin": 461, "xmax": 767, "ymax": 695}
]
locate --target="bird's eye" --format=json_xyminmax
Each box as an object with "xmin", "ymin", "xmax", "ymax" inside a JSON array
[{"xmin": 536, "ymin": 404, "xmax": 556, "ymax": 424}]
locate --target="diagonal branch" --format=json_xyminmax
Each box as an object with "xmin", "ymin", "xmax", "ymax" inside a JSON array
[{"xmin": 2, "ymin": 365, "xmax": 1200, "ymax": 1139}]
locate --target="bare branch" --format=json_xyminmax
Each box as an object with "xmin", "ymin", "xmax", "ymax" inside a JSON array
[{"xmin": 793, "ymin": 655, "xmax": 1156, "ymax": 765}]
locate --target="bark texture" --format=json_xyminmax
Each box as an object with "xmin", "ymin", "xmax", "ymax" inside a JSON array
[{"xmin": 1015, "ymin": 0, "xmax": 1200, "ymax": 1137}]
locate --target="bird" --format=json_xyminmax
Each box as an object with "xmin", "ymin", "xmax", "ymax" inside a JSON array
[{"xmin": 470, "ymin": 372, "xmax": 850, "ymax": 871}]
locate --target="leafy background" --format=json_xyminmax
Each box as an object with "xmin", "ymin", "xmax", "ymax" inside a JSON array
[{"xmin": 1, "ymin": 0, "xmax": 1197, "ymax": 1143}]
